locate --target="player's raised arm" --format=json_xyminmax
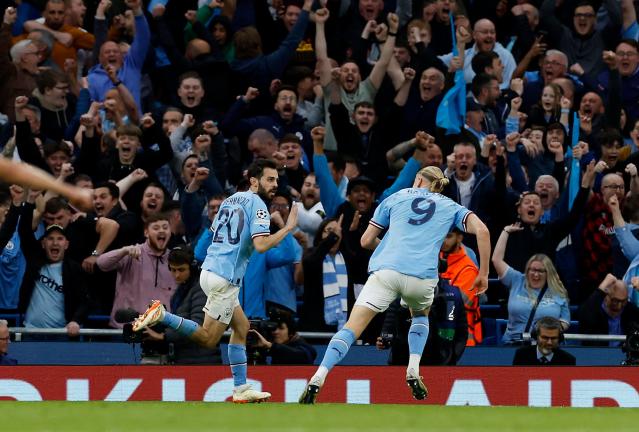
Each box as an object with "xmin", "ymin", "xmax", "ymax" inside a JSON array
[
  {"xmin": 463, "ymin": 213, "xmax": 491, "ymax": 294},
  {"xmin": 253, "ymin": 205, "xmax": 299, "ymax": 253}
]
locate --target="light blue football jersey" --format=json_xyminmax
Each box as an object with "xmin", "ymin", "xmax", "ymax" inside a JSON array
[
  {"xmin": 368, "ymin": 188, "xmax": 472, "ymax": 279},
  {"xmin": 202, "ymin": 191, "xmax": 271, "ymax": 285}
]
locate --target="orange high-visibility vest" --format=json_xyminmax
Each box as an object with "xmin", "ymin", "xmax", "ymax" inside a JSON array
[{"xmin": 440, "ymin": 246, "xmax": 482, "ymax": 346}]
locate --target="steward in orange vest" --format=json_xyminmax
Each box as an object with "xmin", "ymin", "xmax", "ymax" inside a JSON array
[{"xmin": 440, "ymin": 230, "xmax": 482, "ymax": 345}]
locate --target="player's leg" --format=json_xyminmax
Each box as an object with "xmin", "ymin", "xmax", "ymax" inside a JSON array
[
  {"xmin": 407, "ymin": 307, "xmax": 430, "ymax": 372},
  {"xmin": 300, "ymin": 270, "xmax": 398, "ymax": 404},
  {"xmin": 313, "ymin": 305, "xmax": 378, "ymax": 381},
  {"xmin": 133, "ymin": 270, "xmax": 232, "ymax": 349},
  {"xmin": 227, "ymin": 306, "xmax": 249, "ymax": 390},
  {"xmin": 0, "ymin": 158, "xmax": 93, "ymax": 210},
  {"xmin": 298, "ymin": 305, "xmax": 378, "ymax": 404},
  {"xmin": 133, "ymin": 300, "xmax": 229, "ymax": 348},
  {"xmin": 401, "ymin": 275, "xmax": 437, "ymax": 400},
  {"xmin": 227, "ymin": 305, "xmax": 271, "ymax": 403}
]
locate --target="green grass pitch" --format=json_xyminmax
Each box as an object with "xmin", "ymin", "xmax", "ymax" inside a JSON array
[{"xmin": 3, "ymin": 402, "xmax": 639, "ymax": 432}]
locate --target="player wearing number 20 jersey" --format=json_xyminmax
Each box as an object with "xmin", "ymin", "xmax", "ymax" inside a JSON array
[
  {"xmin": 368, "ymin": 188, "xmax": 471, "ymax": 280},
  {"xmin": 202, "ymin": 191, "xmax": 271, "ymax": 285},
  {"xmin": 132, "ymin": 160, "xmax": 299, "ymax": 404}
]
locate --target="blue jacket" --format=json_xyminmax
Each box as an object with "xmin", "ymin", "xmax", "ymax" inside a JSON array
[
  {"xmin": 597, "ymin": 67, "xmax": 639, "ymax": 122},
  {"xmin": 88, "ymin": 14, "xmax": 150, "ymax": 110},
  {"xmin": 0, "ymin": 205, "xmax": 25, "ymax": 309},
  {"xmin": 194, "ymin": 228, "xmax": 212, "ymax": 264},
  {"xmin": 241, "ymin": 234, "xmax": 299, "ymax": 319}
]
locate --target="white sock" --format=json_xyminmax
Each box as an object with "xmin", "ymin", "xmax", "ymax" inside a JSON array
[
  {"xmin": 407, "ymin": 354, "xmax": 421, "ymax": 376},
  {"xmin": 311, "ymin": 366, "xmax": 329, "ymax": 385}
]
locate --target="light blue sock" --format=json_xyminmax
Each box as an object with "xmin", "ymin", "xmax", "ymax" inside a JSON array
[
  {"xmin": 319, "ymin": 328, "xmax": 356, "ymax": 371},
  {"xmin": 161, "ymin": 312, "xmax": 199, "ymax": 338},
  {"xmin": 228, "ymin": 344, "xmax": 247, "ymax": 387},
  {"xmin": 408, "ymin": 316, "xmax": 429, "ymax": 355}
]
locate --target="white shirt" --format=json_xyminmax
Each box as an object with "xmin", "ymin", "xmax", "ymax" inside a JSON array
[
  {"xmin": 536, "ymin": 346, "xmax": 554, "ymax": 364},
  {"xmin": 456, "ymin": 173, "xmax": 475, "ymax": 209}
]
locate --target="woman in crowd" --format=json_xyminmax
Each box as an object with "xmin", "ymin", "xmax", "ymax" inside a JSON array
[{"xmin": 492, "ymin": 223, "xmax": 570, "ymax": 344}]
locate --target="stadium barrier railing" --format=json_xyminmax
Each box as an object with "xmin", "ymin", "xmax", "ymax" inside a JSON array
[{"xmin": 7, "ymin": 326, "xmax": 626, "ymax": 343}]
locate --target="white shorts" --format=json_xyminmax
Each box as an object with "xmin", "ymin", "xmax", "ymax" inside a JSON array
[
  {"xmin": 354, "ymin": 269, "xmax": 437, "ymax": 313},
  {"xmin": 200, "ymin": 270, "xmax": 240, "ymax": 325}
]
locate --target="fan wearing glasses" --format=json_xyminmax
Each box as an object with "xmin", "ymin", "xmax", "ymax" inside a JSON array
[
  {"xmin": 579, "ymin": 167, "xmax": 633, "ymax": 300},
  {"xmin": 539, "ymin": 0, "xmax": 622, "ymax": 80},
  {"xmin": 579, "ymin": 273, "xmax": 639, "ymax": 347},
  {"xmin": 493, "ymin": 229, "xmax": 570, "ymax": 345}
]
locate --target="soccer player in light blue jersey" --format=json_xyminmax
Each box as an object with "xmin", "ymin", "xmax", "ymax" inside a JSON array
[
  {"xmin": 300, "ymin": 166, "xmax": 491, "ymax": 404},
  {"xmin": 133, "ymin": 159, "xmax": 298, "ymax": 403}
]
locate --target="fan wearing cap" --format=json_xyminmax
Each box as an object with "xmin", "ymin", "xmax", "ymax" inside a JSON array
[
  {"xmin": 17, "ymin": 213, "xmax": 89, "ymax": 337},
  {"xmin": 38, "ymin": 196, "xmax": 120, "ymax": 275}
]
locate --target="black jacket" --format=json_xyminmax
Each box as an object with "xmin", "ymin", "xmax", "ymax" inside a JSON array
[
  {"xmin": 503, "ymin": 186, "xmax": 590, "ymax": 272},
  {"xmin": 104, "ymin": 205, "xmax": 140, "ymax": 250},
  {"xmin": 329, "ymin": 102, "xmax": 398, "ymax": 192},
  {"xmin": 267, "ymin": 335, "xmax": 317, "ymax": 365},
  {"xmin": 512, "ymin": 345, "xmax": 576, "ymax": 366},
  {"xmin": 578, "ymin": 290, "xmax": 639, "ymax": 347},
  {"xmin": 76, "ymin": 124, "xmax": 173, "ymax": 212},
  {"xmin": 17, "ymin": 203, "xmax": 89, "ymax": 325},
  {"xmin": 444, "ymin": 163, "xmax": 496, "ymax": 229}
]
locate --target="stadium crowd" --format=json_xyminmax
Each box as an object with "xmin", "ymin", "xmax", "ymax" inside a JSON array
[{"xmin": 2, "ymin": 0, "xmax": 639, "ymax": 365}]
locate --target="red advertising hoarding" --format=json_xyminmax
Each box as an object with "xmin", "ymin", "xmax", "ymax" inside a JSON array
[{"xmin": 1, "ymin": 366, "xmax": 638, "ymax": 407}]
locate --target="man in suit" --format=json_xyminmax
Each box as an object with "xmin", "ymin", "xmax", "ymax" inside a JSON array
[
  {"xmin": 579, "ymin": 274, "xmax": 639, "ymax": 346},
  {"xmin": 513, "ymin": 316, "xmax": 576, "ymax": 366}
]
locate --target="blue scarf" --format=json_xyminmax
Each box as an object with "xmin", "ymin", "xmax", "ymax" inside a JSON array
[{"xmin": 323, "ymin": 252, "xmax": 348, "ymax": 328}]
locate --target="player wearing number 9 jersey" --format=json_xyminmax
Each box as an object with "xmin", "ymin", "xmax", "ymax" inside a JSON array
[
  {"xmin": 300, "ymin": 166, "xmax": 491, "ymax": 404},
  {"xmin": 133, "ymin": 159, "xmax": 299, "ymax": 404},
  {"xmin": 367, "ymin": 188, "xmax": 471, "ymax": 280}
]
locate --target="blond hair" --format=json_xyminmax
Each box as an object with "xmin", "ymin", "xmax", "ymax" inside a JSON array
[
  {"xmin": 525, "ymin": 254, "xmax": 569, "ymax": 300},
  {"xmin": 418, "ymin": 166, "xmax": 449, "ymax": 193}
]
